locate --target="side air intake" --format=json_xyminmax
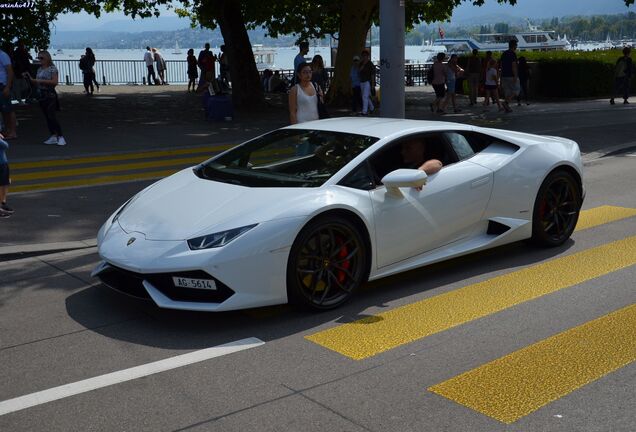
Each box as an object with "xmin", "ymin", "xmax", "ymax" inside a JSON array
[{"xmin": 487, "ymin": 220, "xmax": 511, "ymax": 236}]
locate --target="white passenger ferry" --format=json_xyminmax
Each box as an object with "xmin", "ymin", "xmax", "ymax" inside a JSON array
[
  {"xmin": 252, "ymin": 45, "xmax": 277, "ymax": 70},
  {"xmin": 433, "ymin": 26, "xmax": 570, "ymax": 54}
]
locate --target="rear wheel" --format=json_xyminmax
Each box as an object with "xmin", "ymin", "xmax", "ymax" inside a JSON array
[
  {"xmin": 287, "ymin": 216, "xmax": 369, "ymax": 310},
  {"xmin": 531, "ymin": 170, "xmax": 582, "ymax": 247}
]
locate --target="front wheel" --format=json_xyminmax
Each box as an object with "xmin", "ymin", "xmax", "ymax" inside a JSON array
[
  {"xmin": 531, "ymin": 170, "xmax": 582, "ymax": 247},
  {"xmin": 287, "ymin": 216, "xmax": 369, "ymax": 310}
]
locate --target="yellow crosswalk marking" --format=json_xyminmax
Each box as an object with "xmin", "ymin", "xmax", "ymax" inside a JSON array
[
  {"xmin": 11, "ymin": 169, "xmax": 178, "ymax": 193},
  {"xmin": 11, "ymin": 145, "xmax": 233, "ymax": 170},
  {"xmin": 575, "ymin": 205, "xmax": 636, "ymax": 232},
  {"xmin": 305, "ymin": 235, "xmax": 636, "ymax": 360},
  {"xmin": 13, "ymin": 156, "xmax": 204, "ymax": 181},
  {"xmin": 429, "ymin": 303, "xmax": 636, "ymax": 423}
]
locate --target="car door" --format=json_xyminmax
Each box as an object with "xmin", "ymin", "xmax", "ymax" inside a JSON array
[{"xmin": 370, "ymin": 132, "xmax": 494, "ymax": 268}]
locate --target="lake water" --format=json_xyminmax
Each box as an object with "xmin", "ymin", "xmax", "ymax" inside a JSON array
[{"xmin": 48, "ymin": 45, "xmax": 442, "ymax": 69}]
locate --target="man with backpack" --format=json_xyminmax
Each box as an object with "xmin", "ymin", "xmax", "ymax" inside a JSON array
[{"xmin": 610, "ymin": 47, "xmax": 634, "ymax": 105}]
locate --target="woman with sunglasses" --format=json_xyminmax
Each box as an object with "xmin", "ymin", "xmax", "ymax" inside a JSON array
[{"xmin": 24, "ymin": 51, "xmax": 66, "ymax": 146}]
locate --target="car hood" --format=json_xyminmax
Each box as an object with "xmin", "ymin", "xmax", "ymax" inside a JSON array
[{"xmin": 117, "ymin": 168, "xmax": 317, "ymax": 240}]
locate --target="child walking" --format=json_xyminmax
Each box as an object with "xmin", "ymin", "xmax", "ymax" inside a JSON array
[
  {"xmin": 483, "ymin": 58, "xmax": 503, "ymax": 111},
  {"xmin": 0, "ymin": 133, "xmax": 12, "ymax": 218}
]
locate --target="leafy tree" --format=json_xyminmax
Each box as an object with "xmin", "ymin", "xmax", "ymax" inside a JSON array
[
  {"xmin": 3, "ymin": 0, "xmax": 635, "ymax": 109},
  {"xmin": 494, "ymin": 22, "xmax": 509, "ymax": 33}
]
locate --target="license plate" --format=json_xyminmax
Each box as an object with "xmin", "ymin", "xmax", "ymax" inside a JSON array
[{"xmin": 172, "ymin": 277, "xmax": 217, "ymax": 290}]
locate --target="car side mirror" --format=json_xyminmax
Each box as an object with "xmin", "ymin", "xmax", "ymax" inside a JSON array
[{"xmin": 381, "ymin": 169, "xmax": 428, "ymax": 196}]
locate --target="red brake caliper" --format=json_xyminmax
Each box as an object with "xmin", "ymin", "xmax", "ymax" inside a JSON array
[{"xmin": 336, "ymin": 237, "xmax": 351, "ymax": 284}]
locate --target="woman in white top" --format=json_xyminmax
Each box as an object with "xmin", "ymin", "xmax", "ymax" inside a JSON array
[
  {"xmin": 483, "ymin": 58, "xmax": 503, "ymax": 111},
  {"xmin": 289, "ymin": 62, "xmax": 320, "ymax": 124}
]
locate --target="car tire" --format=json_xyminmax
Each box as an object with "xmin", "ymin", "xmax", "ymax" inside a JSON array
[
  {"xmin": 531, "ymin": 170, "xmax": 582, "ymax": 247},
  {"xmin": 286, "ymin": 215, "xmax": 369, "ymax": 310}
]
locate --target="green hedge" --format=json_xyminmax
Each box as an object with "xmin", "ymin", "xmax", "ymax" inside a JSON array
[{"xmin": 459, "ymin": 49, "xmax": 636, "ymax": 98}]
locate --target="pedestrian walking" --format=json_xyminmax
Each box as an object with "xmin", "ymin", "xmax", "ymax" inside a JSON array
[
  {"xmin": 144, "ymin": 46, "xmax": 156, "ymax": 85},
  {"xmin": 484, "ymin": 58, "xmax": 504, "ymax": 112},
  {"xmin": 186, "ymin": 48, "xmax": 198, "ymax": 92},
  {"xmin": 499, "ymin": 40, "xmax": 519, "ymax": 113},
  {"xmin": 0, "ymin": 46, "xmax": 17, "ymax": 140},
  {"xmin": 197, "ymin": 43, "xmax": 216, "ymax": 91},
  {"xmin": 481, "ymin": 50, "xmax": 494, "ymax": 104},
  {"xmin": 219, "ymin": 44, "xmax": 230, "ymax": 89},
  {"xmin": 85, "ymin": 48, "xmax": 100, "ymax": 92},
  {"xmin": 517, "ymin": 56, "xmax": 530, "ymax": 106},
  {"xmin": 79, "ymin": 54, "xmax": 94, "ymax": 94},
  {"xmin": 430, "ymin": 52, "xmax": 448, "ymax": 114},
  {"xmin": 311, "ymin": 54, "xmax": 329, "ymax": 93},
  {"xmin": 0, "ymin": 133, "xmax": 12, "ymax": 218},
  {"xmin": 610, "ymin": 47, "xmax": 634, "ymax": 105},
  {"xmin": 12, "ymin": 40, "xmax": 32, "ymax": 104},
  {"xmin": 289, "ymin": 62, "xmax": 319, "ymax": 125},
  {"xmin": 350, "ymin": 55, "xmax": 362, "ymax": 114},
  {"xmin": 467, "ymin": 48, "xmax": 481, "ymax": 106},
  {"xmin": 24, "ymin": 50, "xmax": 66, "ymax": 146},
  {"xmin": 443, "ymin": 54, "xmax": 464, "ymax": 113},
  {"xmin": 359, "ymin": 50, "xmax": 375, "ymax": 115},
  {"xmin": 153, "ymin": 48, "xmax": 167, "ymax": 85},
  {"xmin": 294, "ymin": 42, "xmax": 309, "ymax": 76}
]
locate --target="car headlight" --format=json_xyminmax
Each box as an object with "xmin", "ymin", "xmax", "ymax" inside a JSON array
[{"xmin": 187, "ymin": 224, "xmax": 258, "ymax": 250}]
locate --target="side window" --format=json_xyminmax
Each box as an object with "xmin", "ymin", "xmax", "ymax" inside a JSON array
[
  {"xmin": 444, "ymin": 132, "xmax": 475, "ymax": 161},
  {"xmin": 461, "ymin": 132, "xmax": 492, "ymax": 153},
  {"xmin": 339, "ymin": 161, "xmax": 375, "ymax": 191}
]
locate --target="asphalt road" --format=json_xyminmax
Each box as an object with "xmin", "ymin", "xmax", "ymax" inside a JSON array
[
  {"xmin": 2, "ymin": 87, "xmax": 636, "ymax": 431},
  {"xmin": 0, "ymin": 145, "xmax": 635, "ymax": 431}
]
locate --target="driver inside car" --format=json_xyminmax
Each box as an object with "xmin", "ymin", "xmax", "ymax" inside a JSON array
[{"xmin": 400, "ymin": 138, "xmax": 443, "ymax": 175}]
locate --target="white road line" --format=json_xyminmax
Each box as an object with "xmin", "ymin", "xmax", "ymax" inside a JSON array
[{"xmin": 0, "ymin": 337, "xmax": 264, "ymax": 416}]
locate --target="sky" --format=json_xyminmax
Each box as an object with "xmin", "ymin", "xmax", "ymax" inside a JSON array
[{"xmin": 52, "ymin": 0, "xmax": 636, "ymax": 33}]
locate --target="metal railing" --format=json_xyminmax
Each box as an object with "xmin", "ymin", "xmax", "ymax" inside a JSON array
[
  {"xmin": 54, "ymin": 59, "xmax": 218, "ymax": 85},
  {"xmin": 53, "ymin": 59, "xmax": 432, "ymax": 87}
]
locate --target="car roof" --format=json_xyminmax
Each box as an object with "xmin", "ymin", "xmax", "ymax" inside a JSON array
[{"xmin": 285, "ymin": 117, "xmax": 474, "ymax": 139}]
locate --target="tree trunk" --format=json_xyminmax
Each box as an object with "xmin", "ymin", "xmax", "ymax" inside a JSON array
[
  {"xmin": 327, "ymin": 0, "xmax": 377, "ymax": 106},
  {"xmin": 211, "ymin": 0, "xmax": 265, "ymax": 110}
]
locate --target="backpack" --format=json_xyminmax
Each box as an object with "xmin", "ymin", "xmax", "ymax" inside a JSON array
[{"xmin": 426, "ymin": 66, "xmax": 434, "ymax": 84}]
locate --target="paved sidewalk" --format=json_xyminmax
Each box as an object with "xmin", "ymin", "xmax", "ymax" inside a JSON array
[{"xmin": 8, "ymin": 84, "xmax": 632, "ymax": 162}]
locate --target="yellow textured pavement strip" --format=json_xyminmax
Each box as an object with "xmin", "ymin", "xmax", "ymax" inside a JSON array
[
  {"xmin": 305, "ymin": 236, "xmax": 636, "ymax": 360},
  {"xmin": 11, "ymin": 144, "xmax": 233, "ymax": 170},
  {"xmin": 575, "ymin": 205, "xmax": 636, "ymax": 232},
  {"xmin": 428, "ymin": 303, "xmax": 636, "ymax": 424},
  {"xmin": 11, "ymin": 169, "xmax": 177, "ymax": 193},
  {"xmin": 13, "ymin": 156, "xmax": 204, "ymax": 181}
]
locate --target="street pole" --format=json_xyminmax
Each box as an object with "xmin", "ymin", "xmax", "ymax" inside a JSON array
[{"xmin": 379, "ymin": 0, "xmax": 405, "ymax": 118}]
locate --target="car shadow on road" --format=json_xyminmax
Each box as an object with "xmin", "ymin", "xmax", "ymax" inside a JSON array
[{"xmin": 62, "ymin": 238, "xmax": 575, "ymax": 351}]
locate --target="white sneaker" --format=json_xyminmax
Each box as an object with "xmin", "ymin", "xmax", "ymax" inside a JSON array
[
  {"xmin": 56, "ymin": 137, "xmax": 67, "ymax": 146},
  {"xmin": 44, "ymin": 135, "xmax": 58, "ymax": 145}
]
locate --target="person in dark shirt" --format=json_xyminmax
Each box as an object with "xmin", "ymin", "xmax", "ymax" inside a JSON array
[
  {"xmin": 610, "ymin": 47, "xmax": 634, "ymax": 105},
  {"xmin": 499, "ymin": 39, "xmax": 518, "ymax": 113},
  {"xmin": 517, "ymin": 56, "xmax": 530, "ymax": 105},
  {"xmin": 359, "ymin": 50, "xmax": 375, "ymax": 115}
]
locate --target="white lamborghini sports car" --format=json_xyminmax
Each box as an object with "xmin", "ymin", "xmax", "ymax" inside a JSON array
[{"xmin": 93, "ymin": 118, "xmax": 584, "ymax": 312}]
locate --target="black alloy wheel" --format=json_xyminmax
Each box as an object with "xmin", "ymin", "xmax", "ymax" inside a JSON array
[
  {"xmin": 287, "ymin": 216, "xmax": 369, "ymax": 310},
  {"xmin": 531, "ymin": 170, "xmax": 582, "ymax": 247}
]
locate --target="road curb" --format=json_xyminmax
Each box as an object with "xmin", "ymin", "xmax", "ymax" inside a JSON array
[
  {"xmin": 582, "ymin": 141, "xmax": 636, "ymax": 163},
  {"xmin": 0, "ymin": 238, "xmax": 97, "ymax": 261}
]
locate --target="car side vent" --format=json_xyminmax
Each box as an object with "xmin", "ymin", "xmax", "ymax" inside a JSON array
[{"xmin": 487, "ymin": 220, "xmax": 511, "ymax": 236}]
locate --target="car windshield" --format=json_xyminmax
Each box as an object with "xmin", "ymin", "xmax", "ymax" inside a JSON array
[{"xmin": 194, "ymin": 129, "xmax": 379, "ymax": 187}]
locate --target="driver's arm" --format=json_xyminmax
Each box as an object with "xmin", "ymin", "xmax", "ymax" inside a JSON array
[{"xmin": 419, "ymin": 159, "xmax": 442, "ymax": 175}]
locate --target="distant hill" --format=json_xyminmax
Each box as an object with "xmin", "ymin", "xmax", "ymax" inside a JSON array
[{"xmin": 451, "ymin": 0, "xmax": 635, "ymax": 22}]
